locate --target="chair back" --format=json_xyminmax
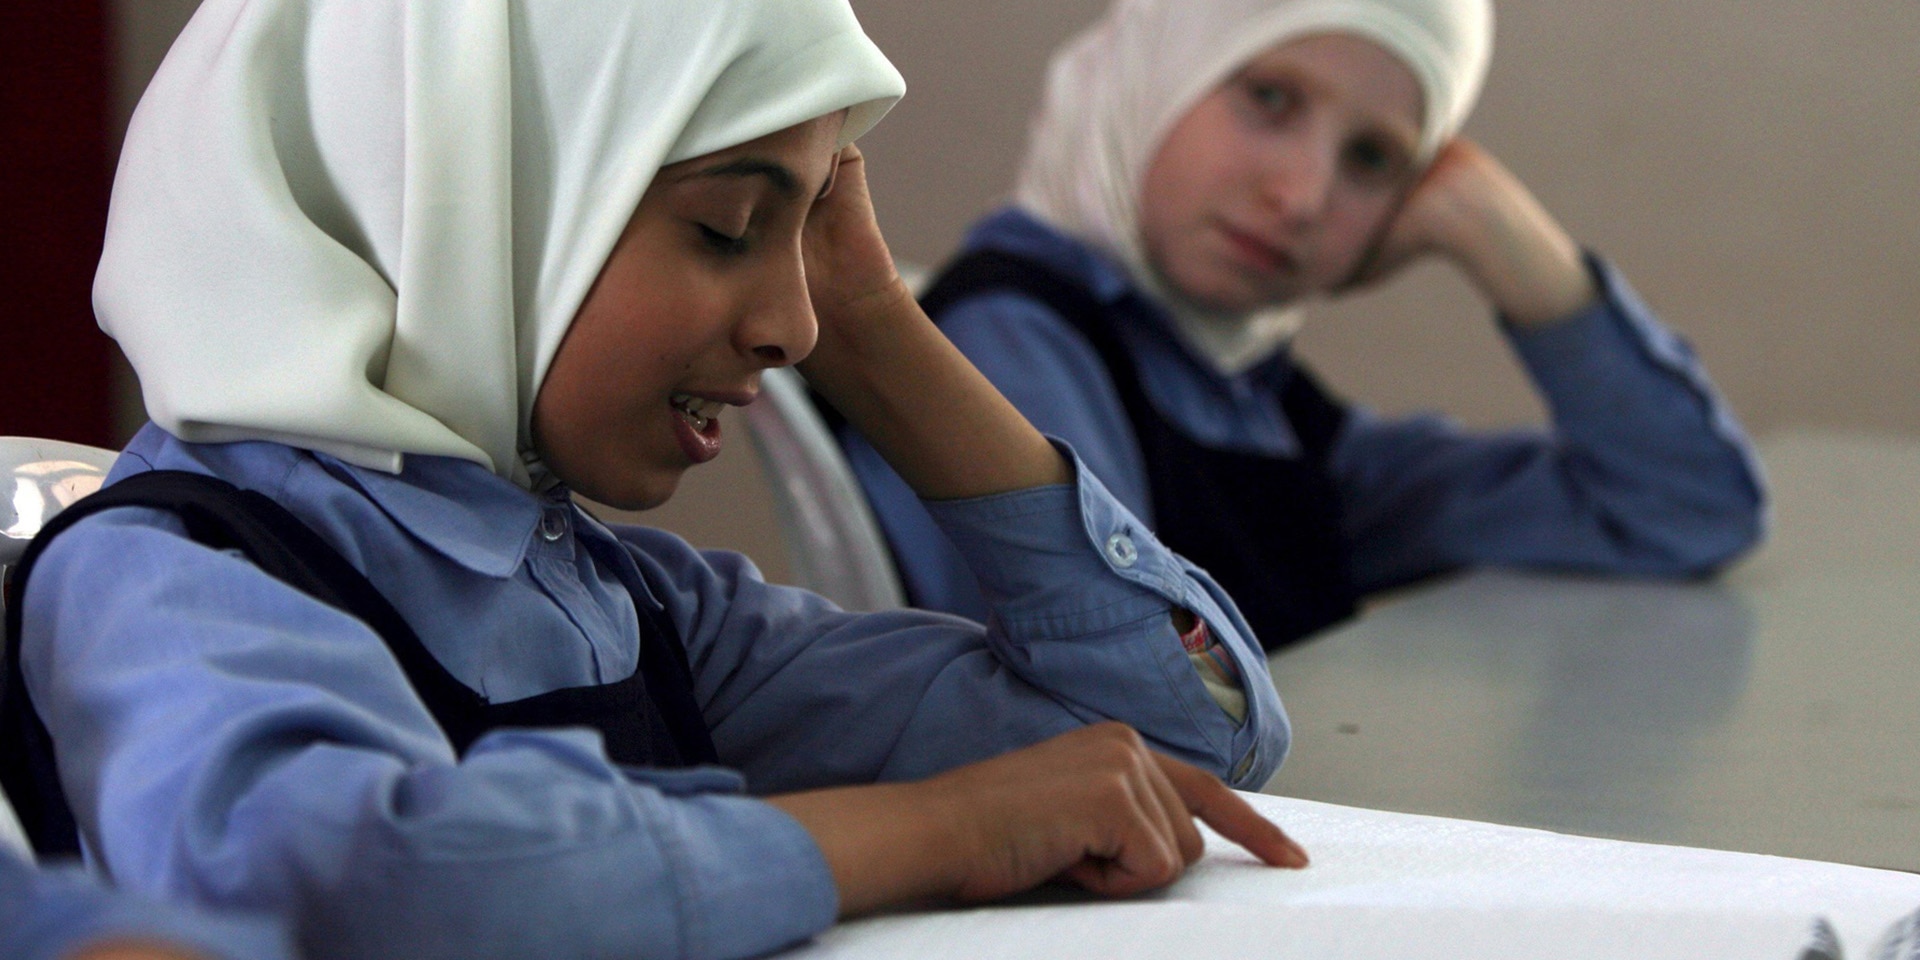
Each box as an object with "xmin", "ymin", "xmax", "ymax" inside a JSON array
[
  {"xmin": 743, "ymin": 370, "xmax": 904, "ymax": 611},
  {"xmin": 1, "ymin": 437, "xmax": 116, "ymax": 862},
  {"xmin": 3, "ymin": 437, "xmax": 115, "ymax": 568}
]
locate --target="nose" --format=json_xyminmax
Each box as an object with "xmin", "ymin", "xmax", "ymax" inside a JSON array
[
  {"xmin": 736, "ymin": 248, "xmax": 818, "ymax": 368},
  {"xmin": 1260, "ymin": 124, "xmax": 1338, "ymax": 226}
]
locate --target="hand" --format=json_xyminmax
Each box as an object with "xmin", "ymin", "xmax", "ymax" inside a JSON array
[
  {"xmin": 931, "ymin": 722, "xmax": 1308, "ymax": 901},
  {"xmin": 789, "ymin": 145, "xmax": 1069, "ymax": 499},
  {"xmin": 770, "ymin": 723, "xmax": 1307, "ymax": 918},
  {"xmin": 69, "ymin": 942, "xmax": 216, "ymax": 960},
  {"xmin": 800, "ymin": 144, "xmax": 916, "ymax": 355},
  {"xmin": 1345, "ymin": 139, "xmax": 1596, "ymax": 328}
]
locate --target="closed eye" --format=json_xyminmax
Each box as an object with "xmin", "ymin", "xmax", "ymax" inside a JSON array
[{"xmin": 698, "ymin": 223, "xmax": 749, "ymax": 256}]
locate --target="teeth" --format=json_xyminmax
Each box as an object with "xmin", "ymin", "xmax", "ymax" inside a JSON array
[{"xmin": 670, "ymin": 392, "xmax": 720, "ymax": 431}]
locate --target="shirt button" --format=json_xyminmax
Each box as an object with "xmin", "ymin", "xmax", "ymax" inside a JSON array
[
  {"xmin": 1105, "ymin": 532, "xmax": 1138, "ymax": 568},
  {"xmin": 540, "ymin": 508, "xmax": 569, "ymax": 543}
]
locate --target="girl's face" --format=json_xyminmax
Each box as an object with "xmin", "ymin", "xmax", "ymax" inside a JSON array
[
  {"xmin": 532, "ymin": 115, "xmax": 845, "ymax": 510},
  {"xmin": 1138, "ymin": 33, "xmax": 1423, "ymax": 313}
]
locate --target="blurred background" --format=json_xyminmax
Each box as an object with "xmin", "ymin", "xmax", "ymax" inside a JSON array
[{"xmin": 5, "ymin": 1, "xmax": 1915, "ymax": 578}]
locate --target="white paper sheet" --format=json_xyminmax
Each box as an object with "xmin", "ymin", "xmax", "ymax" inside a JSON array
[{"xmin": 786, "ymin": 792, "xmax": 1920, "ymax": 959}]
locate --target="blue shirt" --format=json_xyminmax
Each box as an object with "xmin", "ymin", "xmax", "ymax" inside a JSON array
[
  {"xmin": 844, "ymin": 208, "xmax": 1767, "ymax": 622},
  {"xmin": 2, "ymin": 848, "xmax": 292, "ymax": 960},
  {"xmin": 19, "ymin": 425, "xmax": 1283, "ymax": 960}
]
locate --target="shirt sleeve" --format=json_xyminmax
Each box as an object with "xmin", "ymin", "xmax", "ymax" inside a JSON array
[
  {"xmin": 840, "ymin": 289, "xmax": 1154, "ymax": 621},
  {"xmin": 1333, "ymin": 254, "xmax": 1767, "ymax": 592},
  {"xmin": 624, "ymin": 443, "xmax": 1287, "ymax": 794},
  {"xmin": 20, "ymin": 509, "xmax": 837, "ymax": 960},
  {"xmin": 1, "ymin": 849, "xmax": 293, "ymax": 960}
]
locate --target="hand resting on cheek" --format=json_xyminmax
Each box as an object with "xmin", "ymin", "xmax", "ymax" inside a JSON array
[{"xmin": 1340, "ymin": 138, "xmax": 1597, "ymax": 327}]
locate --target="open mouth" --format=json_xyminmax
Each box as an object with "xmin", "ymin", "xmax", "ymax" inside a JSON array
[
  {"xmin": 670, "ymin": 392, "xmax": 723, "ymax": 432},
  {"xmin": 669, "ymin": 392, "xmax": 726, "ymax": 464}
]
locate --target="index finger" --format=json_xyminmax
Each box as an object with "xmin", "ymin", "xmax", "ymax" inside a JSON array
[{"xmin": 1158, "ymin": 756, "xmax": 1309, "ymax": 869}]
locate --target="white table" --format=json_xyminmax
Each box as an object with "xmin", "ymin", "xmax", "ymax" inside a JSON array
[{"xmin": 1263, "ymin": 430, "xmax": 1920, "ymax": 870}]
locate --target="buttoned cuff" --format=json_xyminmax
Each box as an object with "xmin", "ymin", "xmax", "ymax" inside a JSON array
[
  {"xmin": 925, "ymin": 441, "xmax": 1285, "ymax": 786},
  {"xmin": 1505, "ymin": 252, "xmax": 1749, "ymax": 442},
  {"xmin": 1505, "ymin": 254, "xmax": 1694, "ymax": 394},
  {"xmin": 921, "ymin": 441, "xmax": 1187, "ymax": 641}
]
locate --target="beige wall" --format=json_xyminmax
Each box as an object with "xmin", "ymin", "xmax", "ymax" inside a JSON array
[
  {"xmin": 114, "ymin": 2, "xmax": 1920, "ymax": 572},
  {"xmin": 853, "ymin": 0, "xmax": 1920, "ymax": 436}
]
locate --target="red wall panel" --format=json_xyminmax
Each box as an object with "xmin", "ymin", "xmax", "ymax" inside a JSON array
[{"xmin": 0, "ymin": 3, "xmax": 113, "ymax": 445}]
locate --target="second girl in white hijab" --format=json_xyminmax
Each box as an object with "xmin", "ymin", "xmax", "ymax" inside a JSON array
[
  {"xmin": 840, "ymin": 0, "xmax": 1765, "ymax": 649},
  {"xmin": 6, "ymin": 2, "xmax": 1303, "ymax": 958}
]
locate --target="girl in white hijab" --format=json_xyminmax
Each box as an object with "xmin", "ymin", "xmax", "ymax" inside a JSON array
[
  {"xmin": 841, "ymin": 0, "xmax": 1764, "ymax": 650},
  {"xmin": 10, "ymin": 2, "xmax": 1304, "ymax": 957}
]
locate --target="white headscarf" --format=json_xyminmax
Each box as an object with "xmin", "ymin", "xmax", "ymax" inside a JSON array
[
  {"xmin": 1014, "ymin": 0, "xmax": 1492, "ymax": 375},
  {"xmin": 95, "ymin": 0, "xmax": 904, "ymax": 488}
]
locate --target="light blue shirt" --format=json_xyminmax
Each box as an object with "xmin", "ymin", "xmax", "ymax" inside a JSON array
[
  {"xmin": 2, "ymin": 848, "xmax": 292, "ymax": 960},
  {"xmin": 19, "ymin": 425, "xmax": 1283, "ymax": 960},
  {"xmin": 844, "ymin": 208, "xmax": 1767, "ymax": 623}
]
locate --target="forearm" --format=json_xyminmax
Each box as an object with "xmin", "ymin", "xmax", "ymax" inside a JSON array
[
  {"xmin": 1396, "ymin": 140, "xmax": 1596, "ymax": 328},
  {"xmin": 69, "ymin": 942, "xmax": 216, "ymax": 960},
  {"xmin": 1444, "ymin": 164, "xmax": 1594, "ymax": 328},
  {"xmin": 119, "ymin": 731, "xmax": 836, "ymax": 960},
  {"xmin": 1337, "ymin": 283, "xmax": 1764, "ymax": 583},
  {"xmin": 1511, "ymin": 261, "xmax": 1756, "ymax": 463},
  {"xmin": 800, "ymin": 279, "xmax": 1069, "ymax": 500},
  {"xmin": 907, "ymin": 461, "xmax": 1286, "ymax": 786},
  {"xmin": 1, "ymin": 856, "xmax": 291, "ymax": 960},
  {"xmin": 1508, "ymin": 267, "xmax": 1766, "ymax": 545},
  {"xmin": 28, "ymin": 531, "xmax": 836, "ymax": 960},
  {"xmin": 799, "ymin": 146, "xmax": 1068, "ymax": 501},
  {"xmin": 767, "ymin": 781, "xmax": 957, "ymax": 918}
]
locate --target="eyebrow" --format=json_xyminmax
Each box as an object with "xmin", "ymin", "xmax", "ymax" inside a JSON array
[
  {"xmin": 686, "ymin": 155, "xmax": 840, "ymax": 202},
  {"xmin": 1237, "ymin": 65, "xmax": 1421, "ymax": 149},
  {"xmin": 687, "ymin": 157, "xmax": 802, "ymax": 200}
]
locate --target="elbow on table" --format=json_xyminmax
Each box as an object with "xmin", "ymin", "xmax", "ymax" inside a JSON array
[{"xmin": 1609, "ymin": 496, "xmax": 1768, "ymax": 579}]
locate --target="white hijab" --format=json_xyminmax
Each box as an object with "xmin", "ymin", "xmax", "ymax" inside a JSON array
[
  {"xmin": 1015, "ymin": 0, "xmax": 1493, "ymax": 375},
  {"xmin": 95, "ymin": 0, "xmax": 904, "ymax": 488}
]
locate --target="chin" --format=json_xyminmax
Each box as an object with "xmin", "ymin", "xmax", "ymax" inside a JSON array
[
  {"xmin": 564, "ymin": 468, "xmax": 681, "ymax": 513},
  {"xmin": 1168, "ymin": 270, "xmax": 1274, "ymax": 315},
  {"xmin": 608, "ymin": 480, "xmax": 679, "ymax": 513},
  {"xmin": 1151, "ymin": 254, "xmax": 1263, "ymax": 313}
]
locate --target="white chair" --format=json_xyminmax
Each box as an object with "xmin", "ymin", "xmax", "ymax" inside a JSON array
[
  {"xmin": 742, "ymin": 370, "xmax": 905, "ymax": 612},
  {"xmin": 1, "ymin": 436, "xmax": 117, "ymax": 861},
  {"xmin": 730, "ymin": 262, "xmax": 924, "ymax": 612},
  {"xmin": 2, "ymin": 436, "xmax": 116, "ymax": 568}
]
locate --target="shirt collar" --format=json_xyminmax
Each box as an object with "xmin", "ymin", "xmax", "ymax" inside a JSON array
[{"xmin": 326, "ymin": 452, "xmax": 543, "ymax": 579}]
